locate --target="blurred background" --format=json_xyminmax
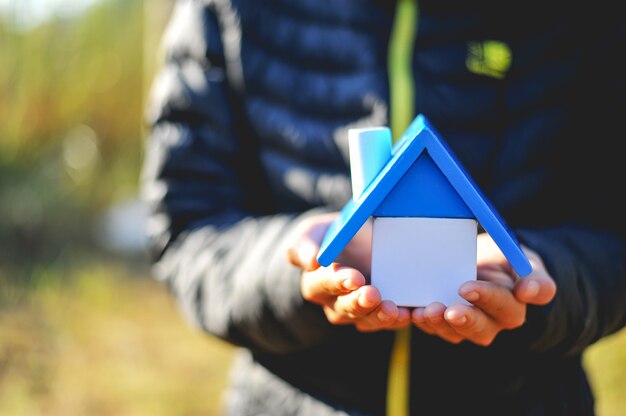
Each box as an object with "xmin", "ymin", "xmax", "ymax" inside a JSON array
[
  {"xmin": 0, "ymin": 1, "xmax": 624, "ymax": 415},
  {"xmin": 0, "ymin": 1, "xmax": 234, "ymax": 415}
]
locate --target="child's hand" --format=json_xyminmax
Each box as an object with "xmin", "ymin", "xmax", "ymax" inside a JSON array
[
  {"xmin": 411, "ymin": 233, "xmax": 557, "ymax": 346},
  {"xmin": 287, "ymin": 213, "xmax": 411, "ymax": 332}
]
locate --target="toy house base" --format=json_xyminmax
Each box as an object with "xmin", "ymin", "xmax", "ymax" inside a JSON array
[{"xmin": 371, "ymin": 217, "xmax": 477, "ymax": 307}]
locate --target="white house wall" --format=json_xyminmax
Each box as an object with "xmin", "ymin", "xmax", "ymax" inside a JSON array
[{"xmin": 371, "ymin": 217, "xmax": 477, "ymax": 307}]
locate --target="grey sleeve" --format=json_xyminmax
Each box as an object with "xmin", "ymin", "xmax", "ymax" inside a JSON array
[
  {"xmin": 140, "ymin": 0, "xmax": 333, "ymax": 354},
  {"xmin": 515, "ymin": 227, "xmax": 626, "ymax": 356}
]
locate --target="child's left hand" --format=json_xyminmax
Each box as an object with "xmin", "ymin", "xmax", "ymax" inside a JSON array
[{"xmin": 411, "ymin": 233, "xmax": 557, "ymax": 346}]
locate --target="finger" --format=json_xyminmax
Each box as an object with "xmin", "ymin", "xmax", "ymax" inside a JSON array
[
  {"xmin": 332, "ymin": 285, "xmax": 381, "ymax": 318},
  {"xmin": 412, "ymin": 307, "xmax": 437, "ymax": 335},
  {"xmin": 443, "ymin": 303, "xmax": 501, "ymax": 346},
  {"xmin": 422, "ymin": 302, "xmax": 464, "ymax": 344},
  {"xmin": 423, "ymin": 302, "xmax": 447, "ymax": 326},
  {"xmin": 322, "ymin": 306, "xmax": 353, "ymax": 325},
  {"xmin": 287, "ymin": 239, "xmax": 320, "ymax": 271},
  {"xmin": 356, "ymin": 309, "xmax": 411, "ymax": 332},
  {"xmin": 301, "ymin": 265, "xmax": 365, "ymax": 303},
  {"xmin": 459, "ymin": 280, "xmax": 526, "ymax": 329},
  {"xmin": 287, "ymin": 213, "xmax": 338, "ymax": 271},
  {"xmin": 476, "ymin": 266, "xmax": 516, "ymax": 290},
  {"xmin": 514, "ymin": 275, "xmax": 557, "ymax": 305},
  {"xmin": 387, "ymin": 308, "xmax": 412, "ymax": 330},
  {"xmin": 513, "ymin": 246, "xmax": 557, "ymax": 305},
  {"xmin": 327, "ymin": 304, "xmax": 410, "ymax": 331},
  {"xmin": 354, "ymin": 300, "xmax": 399, "ymax": 332}
]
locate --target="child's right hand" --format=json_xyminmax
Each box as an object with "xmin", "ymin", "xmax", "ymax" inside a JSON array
[{"xmin": 286, "ymin": 213, "xmax": 411, "ymax": 332}]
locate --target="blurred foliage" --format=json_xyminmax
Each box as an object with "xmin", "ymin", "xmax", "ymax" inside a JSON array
[
  {"xmin": 0, "ymin": 0, "xmax": 149, "ymax": 271},
  {"xmin": 0, "ymin": 1, "xmax": 239, "ymax": 414}
]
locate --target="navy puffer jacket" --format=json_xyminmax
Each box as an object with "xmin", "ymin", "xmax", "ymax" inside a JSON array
[{"xmin": 141, "ymin": 0, "xmax": 626, "ymax": 414}]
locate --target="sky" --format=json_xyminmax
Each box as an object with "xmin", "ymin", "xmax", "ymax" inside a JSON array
[{"xmin": 0, "ymin": 0, "xmax": 103, "ymax": 31}]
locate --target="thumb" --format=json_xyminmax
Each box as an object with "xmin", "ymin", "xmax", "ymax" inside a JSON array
[
  {"xmin": 287, "ymin": 239, "xmax": 320, "ymax": 271},
  {"xmin": 514, "ymin": 275, "xmax": 557, "ymax": 305},
  {"xmin": 514, "ymin": 246, "xmax": 557, "ymax": 305}
]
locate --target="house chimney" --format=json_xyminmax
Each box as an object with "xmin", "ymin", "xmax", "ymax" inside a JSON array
[{"xmin": 348, "ymin": 127, "xmax": 392, "ymax": 201}]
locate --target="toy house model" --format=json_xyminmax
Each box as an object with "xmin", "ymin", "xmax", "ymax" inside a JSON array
[{"xmin": 317, "ymin": 114, "xmax": 532, "ymax": 307}]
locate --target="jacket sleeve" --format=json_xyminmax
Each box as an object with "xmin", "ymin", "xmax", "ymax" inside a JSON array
[
  {"xmin": 140, "ymin": 0, "xmax": 333, "ymax": 355},
  {"xmin": 509, "ymin": 10, "xmax": 626, "ymax": 356},
  {"xmin": 516, "ymin": 227, "xmax": 626, "ymax": 356}
]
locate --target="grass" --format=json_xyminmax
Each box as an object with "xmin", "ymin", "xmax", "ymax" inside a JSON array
[{"xmin": 0, "ymin": 259, "xmax": 235, "ymax": 416}]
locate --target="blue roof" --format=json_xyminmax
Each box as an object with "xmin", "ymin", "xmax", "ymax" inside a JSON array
[{"xmin": 316, "ymin": 114, "xmax": 532, "ymax": 277}]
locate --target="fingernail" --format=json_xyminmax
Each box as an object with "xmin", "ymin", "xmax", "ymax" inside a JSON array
[
  {"xmin": 525, "ymin": 280, "xmax": 540, "ymax": 298},
  {"xmin": 445, "ymin": 310, "xmax": 467, "ymax": 326},
  {"xmin": 359, "ymin": 292, "xmax": 376, "ymax": 308},
  {"xmin": 343, "ymin": 279, "xmax": 358, "ymax": 291},
  {"xmin": 463, "ymin": 291, "xmax": 480, "ymax": 302}
]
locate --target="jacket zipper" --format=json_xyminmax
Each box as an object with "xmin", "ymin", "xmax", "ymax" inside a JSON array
[{"xmin": 386, "ymin": 0, "xmax": 418, "ymax": 415}]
